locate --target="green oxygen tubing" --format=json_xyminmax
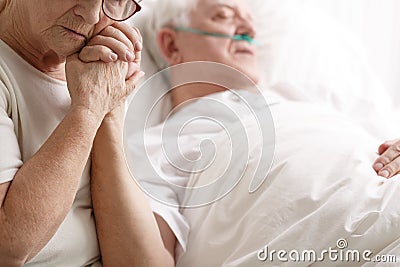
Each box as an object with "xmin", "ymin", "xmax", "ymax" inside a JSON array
[{"xmin": 174, "ymin": 27, "xmax": 260, "ymax": 45}]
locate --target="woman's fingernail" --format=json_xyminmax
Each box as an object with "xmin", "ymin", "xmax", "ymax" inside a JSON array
[
  {"xmin": 134, "ymin": 41, "xmax": 143, "ymax": 51},
  {"xmin": 375, "ymin": 163, "xmax": 384, "ymax": 170},
  {"xmin": 126, "ymin": 51, "xmax": 134, "ymax": 61},
  {"xmin": 139, "ymin": 71, "xmax": 145, "ymax": 77},
  {"xmin": 110, "ymin": 53, "xmax": 118, "ymax": 61},
  {"xmin": 379, "ymin": 169, "xmax": 390, "ymax": 178}
]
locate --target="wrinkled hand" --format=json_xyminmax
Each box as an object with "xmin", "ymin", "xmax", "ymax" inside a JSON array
[
  {"xmin": 373, "ymin": 139, "xmax": 400, "ymax": 178},
  {"xmin": 65, "ymin": 22, "xmax": 144, "ymax": 121},
  {"xmin": 66, "ymin": 54, "xmax": 144, "ymax": 121},
  {"xmin": 79, "ymin": 22, "xmax": 142, "ymax": 79}
]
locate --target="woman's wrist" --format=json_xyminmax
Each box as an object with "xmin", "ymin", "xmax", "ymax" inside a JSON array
[{"xmin": 68, "ymin": 105, "xmax": 104, "ymax": 134}]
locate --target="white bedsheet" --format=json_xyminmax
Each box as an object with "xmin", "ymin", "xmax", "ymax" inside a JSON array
[{"xmin": 176, "ymin": 97, "xmax": 400, "ymax": 267}]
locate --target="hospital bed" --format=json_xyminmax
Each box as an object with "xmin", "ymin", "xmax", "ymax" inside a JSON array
[{"xmin": 124, "ymin": 1, "xmax": 400, "ymax": 266}]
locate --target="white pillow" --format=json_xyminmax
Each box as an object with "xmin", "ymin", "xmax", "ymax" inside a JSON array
[{"xmin": 253, "ymin": 1, "xmax": 392, "ymax": 112}]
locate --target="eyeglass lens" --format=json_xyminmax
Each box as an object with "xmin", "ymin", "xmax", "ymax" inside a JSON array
[{"xmin": 103, "ymin": 0, "xmax": 140, "ymax": 21}]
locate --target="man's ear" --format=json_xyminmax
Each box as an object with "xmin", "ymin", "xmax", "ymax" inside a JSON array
[{"xmin": 157, "ymin": 28, "xmax": 182, "ymax": 65}]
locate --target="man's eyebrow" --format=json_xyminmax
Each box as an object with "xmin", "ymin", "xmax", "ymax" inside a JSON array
[
  {"xmin": 210, "ymin": 3, "xmax": 235, "ymax": 11},
  {"xmin": 209, "ymin": 3, "xmax": 253, "ymax": 21}
]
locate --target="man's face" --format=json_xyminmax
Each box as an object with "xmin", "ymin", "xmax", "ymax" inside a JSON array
[
  {"xmin": 175, "ymin": 0, "xmax": 260, "ymax": 83},
  {"xmin": 20, "ymin": 0, "xmax": 111, "ymax": 57}
]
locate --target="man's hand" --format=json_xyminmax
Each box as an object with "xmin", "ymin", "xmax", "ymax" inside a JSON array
[{"xmin": 373, "ymin": 139, "xmax": 400, "ymax": 178}]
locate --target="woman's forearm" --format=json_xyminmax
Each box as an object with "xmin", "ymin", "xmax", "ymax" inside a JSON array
[{"xmin": 0, "ymin": 107, "xmax": 101, "ymax": 265}]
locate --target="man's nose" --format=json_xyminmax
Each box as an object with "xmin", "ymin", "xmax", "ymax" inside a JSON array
[
  {"xmin": 236, "ymin": 17, "xmax": 256, "ymax": 39},
  {"xmin": 74, "ymin": 0, "xmax": 103, "ymax": 24}
]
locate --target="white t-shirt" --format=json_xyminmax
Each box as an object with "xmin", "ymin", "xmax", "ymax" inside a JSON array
[
  {"xmin": 0, "ymin": 39, "xmax": 189, "ymax": 266},
  {"xmin": 0, "ymin": 40, "xmax": 100, "ymax": 266}
]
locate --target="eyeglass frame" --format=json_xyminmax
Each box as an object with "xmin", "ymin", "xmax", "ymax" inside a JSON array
[{"xmin": 102, "ymin": 0, "xmax": 142, "ymax": 22}]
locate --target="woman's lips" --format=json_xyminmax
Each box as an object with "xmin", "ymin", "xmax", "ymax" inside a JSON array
[{"xmin": 62, "ymin": 26, "xmax": 87, "ymax": 41}]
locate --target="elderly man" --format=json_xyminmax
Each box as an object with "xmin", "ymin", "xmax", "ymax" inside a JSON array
[
  {"xmin": 127, "ymin": 0, "xmax": 400, "ymax": 265},
  {"xmin": 0, "ymin": 0, "xmax": 182, "ymax": 266}
]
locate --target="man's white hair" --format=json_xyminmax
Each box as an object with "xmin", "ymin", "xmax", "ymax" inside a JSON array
[{"xmin": 143, "ymin": 0, "xmax": 199, "ymax": 69}]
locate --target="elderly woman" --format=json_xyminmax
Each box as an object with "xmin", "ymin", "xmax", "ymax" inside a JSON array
[{"xmin": 0, "ymin": 0, "xmax": 178, "ymax": 266}]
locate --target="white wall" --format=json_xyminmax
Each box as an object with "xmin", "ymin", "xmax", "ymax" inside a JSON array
[{"xmin": 298, "ymin": 0, "xmax": 400, "ymax": 98}]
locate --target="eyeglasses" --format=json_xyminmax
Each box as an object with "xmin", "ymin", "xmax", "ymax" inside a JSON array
[{"xmin": 102, "ymin": 0, "xmax": 142, "ymax": 22}]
